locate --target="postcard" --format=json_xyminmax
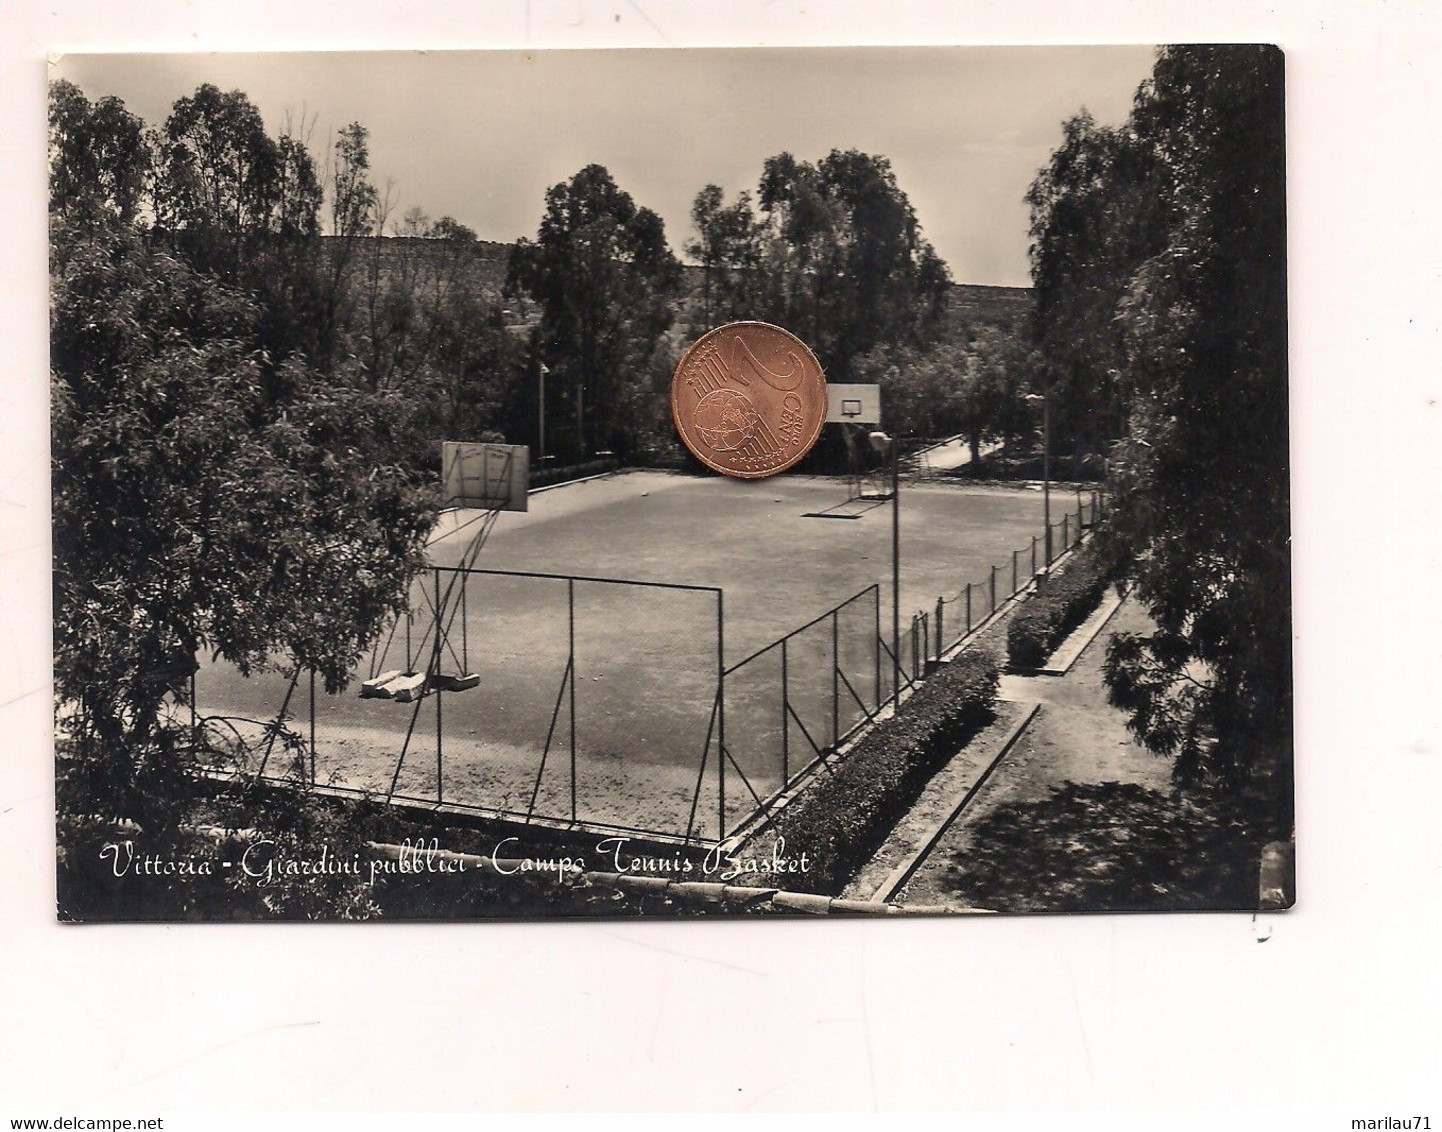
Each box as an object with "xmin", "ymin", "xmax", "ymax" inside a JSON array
[{"xmin": 50, "ymin": 44, "xmax": 1292, "ymax": 920}]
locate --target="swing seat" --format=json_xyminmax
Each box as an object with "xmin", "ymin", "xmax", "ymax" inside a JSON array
[
  {"xmin": 359, "ymin": 670, "xmax": 406, "ymax": 698},
  {"xmin": 358, "ymin": 670, "xmax": 427, "ymax": 702},
  {"xmin": 429, "ymin": 672, "xmax": 480, "ymax": 692},
  {"xmin": 385, "ymin": 673, "xmax": 429, "ymax": 702}
]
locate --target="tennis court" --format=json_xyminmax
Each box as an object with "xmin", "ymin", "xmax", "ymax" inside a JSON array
[{"xmin": 195, "ymin": 470, "xmax": 1059, "ymax": 842}]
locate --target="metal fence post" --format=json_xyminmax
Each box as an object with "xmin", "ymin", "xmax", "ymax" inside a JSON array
[
  {"xmin": 873, "ymin": 585, "xmax": 882, "ymax": 709},
  {"xmin": 1031, "ymin": 536, "xmax": 1037, "ymax": 577},
  {"xmin": 935, "ymin": 597, "xmax": 945, "ymax": 661},
  {"xmin": 569, "ymin": 578, "xmax": 577, "ymax": 825},
  {"xmin": 781, "ymin": 637, "xmax": 790, "ymax": 785},
  {"xmin": 966, "ymin": 583, "xmax": 972, "ymax": 634},
  {"xmin": 832, "ymin": 607, "xmax": 840, "ymax": 749},
  {"xmin": 1063, "ymin": 513, "xmax": 1069, "ymax": 549},
  {"xmin": 1012, "ymin": 550, "xmax": 1019, "ymax": 596},
  {"xmin": 717, "ymin": 588, "xmax": 726, "ymax": 841},
  {"xmin": 990, "ymin": 565, "xmax": 997, "ymax": 613},
  {"xmin": 460, "ymin": 572, "xmax": 468, "ymax": 672},
  {"xmin": 434, "ymin": 569, "xmax": 443, "ymax": 804},
  {"xmin": 309, "ymin": 666, "xmax": 317, "ymax": 785}
]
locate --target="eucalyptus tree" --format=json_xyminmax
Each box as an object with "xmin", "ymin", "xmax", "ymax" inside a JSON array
[{"xmin": 507, "ymin": 164, "xmax": 683, "ymax": 459}]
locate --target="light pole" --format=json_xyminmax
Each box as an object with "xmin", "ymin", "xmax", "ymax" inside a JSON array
[
  {"xmin": 870, "ymin": 429, "xmax": 900, "ymax": 701},
  {"xmin": 1024, "ymin": 389, "xmax": 1052, "ymax": 578},
  {"xmin": 538, "ymin": 362, "xmax": 548, "ymax": 463}
]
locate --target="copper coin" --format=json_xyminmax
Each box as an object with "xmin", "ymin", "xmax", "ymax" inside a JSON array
[{"xmin": 671, "ymin": 322, "xmax": 828, "ymax": 480}]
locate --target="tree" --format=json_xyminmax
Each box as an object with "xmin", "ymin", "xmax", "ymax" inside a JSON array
[
  {"xmin": 684, "ymin": 183, "xmax": 764, "ymax": 328},
  {"xmin": 154, "ymin": 84, "xmax": 287, "ymax": 259},
  {"xmin": 687, "ymin": 152, "xmax": 950, "ymax": 380},
  {"xmin": 48, "ymin": 79, "xmax": 152, "ymax": 224},
  {"xmin": 1025, "ymin": 110, "xmax": 1166, "ymax": 461},
  {"xmin": 1044, "ymin": 47, "xmax": 1290, "ymax": 809},
  {"xmin": 146, "ymin": 84, "xmax": 343, "ymax": 395},
  {"xmin": 852, "ymin": 322, "xmax": 1036, "ymax": 465},
  {"xmin": 51, "ymin": 217, "xmax": 435, "ymax": 836},
  {"xmin": 759, "ymin": 150, "xmax": 951, "ymax": 377},
  {"xmin": 507, "ymin": 164, "xmax": 682, "ymax": 459},
  {"xmin": 343, "ymin": 207, "xmax": 520, "ymax": 458},
  {"xmin": 811, "ymin": 149, "xmax": 950, "ymax": 370},
  {"xmin": 49, "ymin": 82, "xmax": 442, "ymax": 917},
  {"xmin": 329, "ymin": 123, "xmax": 380, "ymax": 241},
  {"xmin": 46, "ymin": 81, "xmax": 542, "ymax": 917},
  {"xmin": 305, "ymin": 122, "xmax": 382, "ymax": 375},
  {"xmin": 952, "ymin": 326, "xmax": 1039, "ymax": 467}
]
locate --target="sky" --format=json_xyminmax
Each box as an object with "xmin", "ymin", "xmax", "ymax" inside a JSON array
[{"xmin": 54, "ymin": 46, "xmax": 1157, "ymax": 288}]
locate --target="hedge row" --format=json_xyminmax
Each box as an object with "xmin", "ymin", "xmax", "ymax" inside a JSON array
[
  {"xmin": 1006, "ymin": 544, "xmax": 1113, "ymax": 669},
  {"xmin": 762, "ymin": 650, "xmax": 1000, "ymax": 895}
]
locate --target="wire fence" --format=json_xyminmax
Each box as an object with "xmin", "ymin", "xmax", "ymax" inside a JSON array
[
  {"xmin": 194, "ymin": 567, "xmax": 731, "ymax": 844},
  {"xmin": 191, "ymin": 485, "xmax": 1106, "ymax": 847},
  {"xmin": 929, "ymin": 488, "xmax": 1104, "ymax": 662},
  {"xmin": 722, "ymin": 584, "xmax": 884, "ymax": 831},
  {"xmin": 197, "ymin": 568, "xmax": 897, "ymax": 845}
]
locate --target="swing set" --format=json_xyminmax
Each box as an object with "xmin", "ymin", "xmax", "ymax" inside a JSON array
[{"xmin": 359, "ymin": 441, "xmax": 527, "ymax": 703}]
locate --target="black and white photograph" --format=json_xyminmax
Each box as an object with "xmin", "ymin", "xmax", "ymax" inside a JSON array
[
  {"xmin": 6, "ymin": 0, "xmax": 1442, "ymax": 1119},
  {"xmin": 48, "ymin": 42, "xmax": 1292, "ymax": 922}
]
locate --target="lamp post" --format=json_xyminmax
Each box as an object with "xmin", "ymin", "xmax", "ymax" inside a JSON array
[
  {"xmin": 538, "ymin": 362, "xmax": 548, "ymax": 463},
  {"xmin": 870, "ymin": 429, "xmax": 900, "ymax": 701},
  {"xmin": 1024, "ymin": 389, "xmax": 1052, "ymax": 578}
]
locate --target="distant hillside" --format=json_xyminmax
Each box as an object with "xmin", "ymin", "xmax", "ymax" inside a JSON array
[
  {"xmin": 948, "ymin": 283, "xmax": 1032, "ymax": 331},
  {"xmin": 675, "ymin": 261, "xmax": 1031, "ymax": 334},
  {"xmin": 319, "ymin": 234, "xmax": 514, "ymax": 301},
  {"xmin": 323, "ymin": 235, "xmax": 1031, "ymax": 334}
]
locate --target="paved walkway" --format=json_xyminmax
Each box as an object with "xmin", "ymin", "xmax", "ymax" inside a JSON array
[
  {"xmin": 839, "ymin": 699, "xmax": 1032, "ymax": 902},
  {"xmin": 893, "ymin": 596, "xmax": 1172, "ymax": 907},
  {"xmin": 840, "ymin": 592, "xmax": 1168, "ymax": 904},
  {"xmin": 913, "ymin": 436, "xmax": 1000, "ymax": 473}
]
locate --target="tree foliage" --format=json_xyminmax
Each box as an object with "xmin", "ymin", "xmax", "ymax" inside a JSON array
[
  {"xmin": 49, "ymin": 84, "xmax": 448, "ymax": 916},
  {"xmin": 852, "ymin": 322, "xmax": 1038, "ymax": 462},
  {"xmin": 48, "ymin": 79, "xmax": 152, "ymax": 224},
  {"xmin": 51, "ymin": 215, "xmax": 434, "ymax": 831},
  {"xmin": 684, "ymin": 151, "xmax": 952, "ymax": 380},
  {"xmin": 506, "ymin": 164, "xmax": 683, "ymax": 459},
  {"xmin": 1026, "ymin": 47, "xmax": 1289, "ymax": 802},
  {"xmin": 1025, "ymin": 110, "xmax": 1167, "ymax": 458},
  {"xmin": 685, "ymin": 183, "xmax": 763, "ymax": 327}
]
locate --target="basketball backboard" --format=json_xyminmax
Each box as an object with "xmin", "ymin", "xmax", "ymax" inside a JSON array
[
  {"xmin": 441, "ymin": 442, "xmax": 529, "ymax": 512},
  {"xmin": 826, "ymin": 383, "xmax": 882, "ymax": 424}
]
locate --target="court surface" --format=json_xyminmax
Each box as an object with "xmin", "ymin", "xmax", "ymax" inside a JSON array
[{"xmin": 196, "ymin": 470, "xmax": 1053, "ymax": 842}]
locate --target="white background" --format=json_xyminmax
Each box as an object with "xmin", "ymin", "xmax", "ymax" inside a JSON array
[{"xmin": 2, "ymin": 0, "xmax": 1439, "ymax": 1117}]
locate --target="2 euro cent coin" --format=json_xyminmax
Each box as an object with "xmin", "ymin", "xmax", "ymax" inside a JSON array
[{"xmin": 671, "ymin": 322, "xmax": 828, "ymax": 480}]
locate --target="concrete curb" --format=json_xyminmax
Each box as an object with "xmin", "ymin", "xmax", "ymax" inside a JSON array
[
  {"xmin": 868, "ymin": 702, "xmax": 1043, "ymax": 905},
  {"xmin": 526, "ymin": 468, "xmax": 623, "ymax": 495},
  {"xmin": 1008, "ymin": 587, "xmax": 1128, "ymax": 678}
]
